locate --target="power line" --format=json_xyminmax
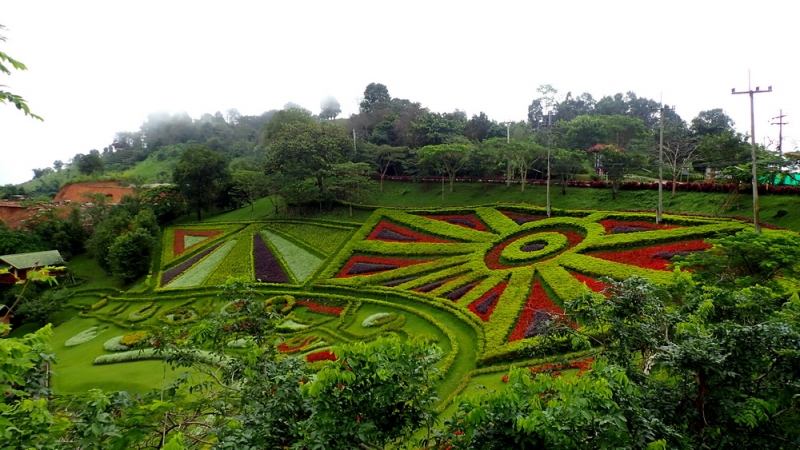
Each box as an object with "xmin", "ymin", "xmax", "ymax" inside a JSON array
[{"xmin": 771, "ymin": 110, "xmax": 788, "ymax": 157}]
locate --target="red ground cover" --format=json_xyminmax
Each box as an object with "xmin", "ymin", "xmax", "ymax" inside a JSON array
[
  {"xmin": 337, "ymin": 255, "xmax": 436, "ymax": 278},
  {"xmin": 278, "ymin": 336, "xmax": 316, "ymax": 354},
  {"xmin": 173, "ymin": 230, "xmax": 223, "ymax": 256},
  {"xmin": 588, "ymin": 240, "xmax": 711, "ymax": 271},
  {"xmin": 367, "ymin": 221, "xmax": 456, "ymax": 243},
  {"xmin": 570, "ymin": 272, "xmax": 611, "ymax": 293},
  {"xmin": 507, "ymin": 281, "xmax": 568, "ymax": 343},
  {"xmin": 296, "ymin": 300, "xmax": 344, "ymax": 317},
  {"xmin": 306, "ymin": 349, "xmax": 337, "ymax": 362}
]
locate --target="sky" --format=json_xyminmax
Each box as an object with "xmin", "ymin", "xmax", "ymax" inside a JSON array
[{"xmin": 1, "ymin": 0, "xmax": 798, "ymax": 185}]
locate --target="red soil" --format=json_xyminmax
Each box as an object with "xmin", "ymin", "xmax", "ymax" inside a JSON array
[{"xmin": 53, "ymin": 181, "xmax": 135, "ymax": 204}]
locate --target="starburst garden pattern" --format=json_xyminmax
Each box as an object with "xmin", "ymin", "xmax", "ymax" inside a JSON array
[{"xmin": 317, "ymin": 206, "xmax": 746, "ymax": 361}]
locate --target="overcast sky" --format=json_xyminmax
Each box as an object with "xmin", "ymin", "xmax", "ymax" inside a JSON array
[{"xmin": 2, "ymin": 0, "xmax": 798, "ymax": 185}]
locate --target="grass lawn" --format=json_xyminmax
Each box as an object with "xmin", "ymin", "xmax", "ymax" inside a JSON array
[{"xmin": 66, "ymin": 253, "xmax": 131, "ymax": 291}]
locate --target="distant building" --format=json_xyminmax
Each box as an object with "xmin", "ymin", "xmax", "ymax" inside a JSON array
[{"xmin": 0, "ymin": 250, "xmax": 66, "ymax": 284}]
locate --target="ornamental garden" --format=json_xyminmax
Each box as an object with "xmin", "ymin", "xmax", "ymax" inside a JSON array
[{"xmin": 53, "ymin": 204, "xmax": 754, "ymax": 404}]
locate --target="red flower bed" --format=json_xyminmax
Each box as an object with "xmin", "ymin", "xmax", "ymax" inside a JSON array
[
  {"xmin": 337, "ymin": 255, "xmax": 435, "ymax": 278},
  {"xmin": 297, "ymin": 300, "xmax": 344, "ymax": 317},
  {"xmin": 507, "ymin": 281, "xmax": 568, "ymax": 342},
  {"xmin": 589, "ymin": 240, "xmax": 711, "ymax": 271},
  {"xmin": 367, "ymin": 221, "xmax": 455, "ymax": 244},
  {"xmin": 306, "ymin": 349, "xmax": 337, "ymax": 362},
  {"xmin": 161, "ymin": 243, "xmax": 222, "ymax": 286},
  {"xmin": 599, "ymin": 220, "xmax": 679, "ymax": 234},
  {"xmin": 570, "ymin": 272, "xmax": 610, "ymax": 293},
  {"xmin": 253, "ymin": 233, "xmax": 291, "ymax": 283},
  {"xmin": 278, "ymin": 336, "xmax": 316, "ymax": 354},
  {"xmin": 501, "ymin": 357, "xmax": 595, "ymax": 382},
  {"xmin": 173, "ymin": 230, "xmax": 223, "ymax": 256},
  {"xmin": 468, "ymin": 282, "xmax": 507, "ymax": 321},
  {"xmin": 421, "ymin": 214, "xmax": 488, "ymax": 231},
  {"xmin": 485, "ymin": 230, "xmax": 584, "ymax": 270}
]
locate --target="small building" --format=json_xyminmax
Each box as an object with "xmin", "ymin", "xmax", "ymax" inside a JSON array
[{"xmin": 0, "ymin": 250, "xmax": 65, "ymax": 284}]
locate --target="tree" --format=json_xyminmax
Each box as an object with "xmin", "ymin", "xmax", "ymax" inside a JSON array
[
  {"xmin": 172, "ymin": 145, "xmax": 230, "ymax": 220},
  {"xmin": 595, "ymin": 144, "xmax": 642, "ymax": 200},
  {"xmin": 74, "ymin": 150, "xmax": 105, "ymax": 175},
  {"xmin": 506, "ymin": 140, "xmax": 545, "ymax": 192},
  {"xmin": 464, "ymin": 112, "xmax": 504, "ymax": 142},
  {"xmin": 695, "ymin": 130, "xmax": 750, "ymax": 179},
  {"xmin": 52, "ymin": 160, "xmax": 63, "ymax": 172},
  {"xmin": 319, "ymin": 95, "xmax": 342, "ymax": 120},
  {"xmin": 550, "ymin": 147, "xmax": 586, "ymax": 195},
  {"xmin": 690, "ymin": 109, "xmax": 735, "ymax": 137},
  {"xmin": 300, "ymin": 337, "xmax": 441, "ymax": 449},
  {"xmin": 528, "ymin": 84, "xmax": 559, "ymax": 128},
  {"xmin": 31, "ymin": 167, "xmax": 54, "ymax": 179},
  {"xmin": 0, "ymin": 24, "xmax": 42, "ymax": 120},
  {"xmin": 15, "ymin": 289, "xmax": 70, "ymax": 325},
  {"xmin": 360, "ymin": 82, "xmax": 391, "ymax": 113},
  {"xmin": 231, "ymin": 170, "xmax": 269, "ymax": 211},
  {"xmin": 108, "ymin": 227, "xmax": 156, "ymax": 283},
  {"xmin": 363, "ymin": 144, "xmax": 408, "ymax": 191},
  {"xmin": 327, "ymin": 161, "xmax": 374, "ymax": 216},
  {"xmin": 417, "ymin": 143, "xmax": 472, "ymax": 193}
]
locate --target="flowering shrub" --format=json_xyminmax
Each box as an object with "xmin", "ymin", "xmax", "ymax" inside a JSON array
[
  {"xmin": 507, "ymin": 282, "xmax": 567, "ymax": 343},
  {"xmin": 277, "ymin": 319, "xmax": 309, "ymax": 331},
  {"xmin": 570, "ymin": 272, "xmax": 610, "ymax": 293},
  {"xmin": 501, "ymin": 357, "xmax": 595, "ymax": 382},
  {"xmin": 120, "ymin": 331, "xmax": 150, "ymax": 346},
  {"xmin": 265, "ymin": 295, "xmax": 295, "ymax": 314},
  {"xmin": 127, "ymin": 302, "xmax": 158, "ymax": 322},
  {"xmin": 468, "ymin": 282, "xmax": 508, "ymax": 321}
]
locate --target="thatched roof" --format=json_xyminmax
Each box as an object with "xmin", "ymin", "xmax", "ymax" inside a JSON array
[{"xmin": 0, "ymin": 250, "xmax": 64, "ymax": 270}]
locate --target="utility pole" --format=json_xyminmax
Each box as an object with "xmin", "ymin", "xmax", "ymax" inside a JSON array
[
  {"xmin": 543, "ymin": 112, "xmax": 553, "ymax": 217},
  {"xmin": 652, "ymin": 103, "xmax": 674, "ymax": 224},
  {"xmin": 771, "ymin": 110, "xmax": 788, "ymax": 158},
  {"xmin": 352, "ymin": 129, "xmax": 357, "ymax": 155},
  {"xmin": 732, "ymin": 77, "xmax": 772, "ymax": 233}
]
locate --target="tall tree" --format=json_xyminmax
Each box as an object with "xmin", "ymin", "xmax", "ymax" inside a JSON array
[
  {"xmin": 417, "ymin": 143, "xmax": 472, "ymax": 193},
  {"xmin": 319, "ymin": 96, "xmax": 341, "ymax": 120},
  {"xmin": 359, "ymin": 82, "xmax": 391, "ymax": 113},
  {"xmin": 690, "ymin": 109, "xmax": 735, "ymax": 137},
  {"xmin": 74, "ymin": 150, "xmax": 105, "ymax": 175},
  {"xmin": 172, "ymin": 145, "xmax": 231, "ymax": 220}
]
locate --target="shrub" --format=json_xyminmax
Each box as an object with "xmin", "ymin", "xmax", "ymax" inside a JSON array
[
  {"xmin": 103, "ymin": 335, "xmax": 130, "ymax": 352},
  {"xmin": 65, "ymin": 326, "xmax": 104, "ymax": 347},
  {"xmin": 120, "ymin": 331, "xmax": 150, "ymax": 346},
  {"xmin": 362, "ymin": 312, "xmax": 392, "ymax": 328}
]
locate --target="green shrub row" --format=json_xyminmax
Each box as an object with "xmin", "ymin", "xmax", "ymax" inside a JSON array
[
  {"xmin": 500, "ymin": 232, "xmax": 568, "ymax": 263},
  {"xmin": 93, "ymin": 348, "xmax": 228, "ymax": 367},
  {"xmin": 584, "ymin": 221, "xmax": 743, "ymax": 251},
  {"xmin": 482, "ymin": 266, "xmax": 535, "ymax": 349},
  {"xmin": 262, "ymin": 222, "xmax": 349, "ymax": 257},
  {"xmin": 90, "ymin": 298, "xmax": 108, "ymax": 310},
  {"xmin": 65, "ymin": 326, "xmax": 104, "ymax": 347}
]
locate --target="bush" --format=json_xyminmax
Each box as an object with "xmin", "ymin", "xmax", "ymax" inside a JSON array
[
  {"xmin": 103, "ymin": 335, "xmax": 130, "ymax": 352},
  {"xmin": 65, "ymin": 326, "xmax": 104, "ymax": 347}
]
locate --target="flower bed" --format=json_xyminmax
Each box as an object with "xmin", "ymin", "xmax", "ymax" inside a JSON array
[
  {"xmin": 337, "ymin": 255, "xmax": 436, "ymax": 278},
  {"xmin": 306, "ymin": 349, "xmax": 337, "ymax": 362},
  {"xmin": 588, "ymin": 240, "xmax": 711, "ymax": 271},
  {"xmin": 421, "ymin": 214, "xmax": 488, "ymax": 231},
  {"xmin": 570, "ymin": 272, "xmax": 611, "ymax": 293},
  {"xmin": 103, "ymin": 335, "xmax": 130, "ymax": 352},
  {"xmin": 261, "ymin": 230, "xmax": 322, "ymax": 282},
  {"xmin": 599, "ymin": 219, "xmax": 679, "ymax": 234},
  {"xmin": 507, "ymin": 281, "xmax": 567, "ymax": 343},
  {"xmin": 161, "ymin": 243, "xmax": 222, "ymax": 287},
  {"xmin": 264, "ymin": 221, "xmax": 354, "ymax": 256},
  {"xmin": 367, "ymin": 221, "xmax": 455, "ymax": 244},
  {"xmin": 174, "ymin": 229, "xmax": 223, "ymax": 256},
  {"xmin": 468, "ymin": 282, "xmax": 508, "ymax": 322},
  {"xmin": 485, "ymin": 230, "xmax": 584, "ymax": 270},
  {"xmin": 205, "ymin": 234, "xmax": 254, "ymax": 285},
  {"xmin": 297, "ymin": 299, "xmax": 344, "ymax": 317},
  {"xmin": 253, "ymin": 233, "xmax": 290, "ymax": 283},
  {"xmin": 501, "ymin": 211, "xmax": 547, "ymax": 225},
  {"xmin": 278, "ymin": 335, "xmax": 318, "ymax": 354},
  {"xmin": 164, "ymin": 240, "xmax": 237, "ymax": 288},
  {"xmin": 445, "ymin": 282, "xmax": 480, "ymax": 301}
]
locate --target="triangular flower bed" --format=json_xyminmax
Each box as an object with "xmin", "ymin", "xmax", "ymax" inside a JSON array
[
  {"xmin": 587, "ymin": 239, "xmax": 711, "ymax": 271},
  {"xmin": 420, "ymin": 214, "xmax": 488, "ymax": 231},
  {"xmin": 599, "ymin": 219, "xmax": 680, "ymax": 235},
  {"xmin": 173, "ymin": 230, "xmax": 223, "ymax": 257},
  {"xmin": 468, "ymin": 282, "xmax": 508, "ymax": 322},
  {"xmin": 161, "ymin": 242, "xmax": 222, "ymax": 287},
  {"xmin": 367, "ymin": 221, "xmax": 456, "ymax": 244},
  {"xmin": 507, "ymin": 280, "xmax": 569, "ymax": 342},
  {"xmin": 336, "ymin": 256, "xmax": 436, "ymax": 278},
  {"xmin": 253, "ymin": 233, "xmax": 291, "ymax": 283},
  {"xmin": 570, "ymin": 272, "xmax": 611, "ymax": 293},
  {"xmin": 501, "ymin": 211, "xmax": 547, "ymax": 225}
]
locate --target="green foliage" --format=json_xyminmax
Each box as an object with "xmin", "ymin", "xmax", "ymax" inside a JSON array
[
  {"xmin": 675, "ymin": 229, "xmax": 800, "ymax": 289},
  {"xmin": 300, "ymin": 337, "xmax": 442, "ymax": 449},
  {"xmin": 261, "ymin": 230, "xmax": 322, "ymax": 282},
  {"xmin": 172, "ymin": 145, "xmax": 231, "ymax": 221},
  {"xmin": 0, "ymin": 24, "xmax": 42, "ymax": 120},
  {"xmin": 418, "ymin": 143, "xmax": 473, "ymax": 193},
  {"xmin": 15, "ymin": 288, "xmax": 70, "ymax": 325},
  {"xmin": 108, "ymin": 228, "xmax": 156, "ymax": 283},
  {"xmin": 163, "ymin": 239, "xmax": 237, "ymax": 288}
]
